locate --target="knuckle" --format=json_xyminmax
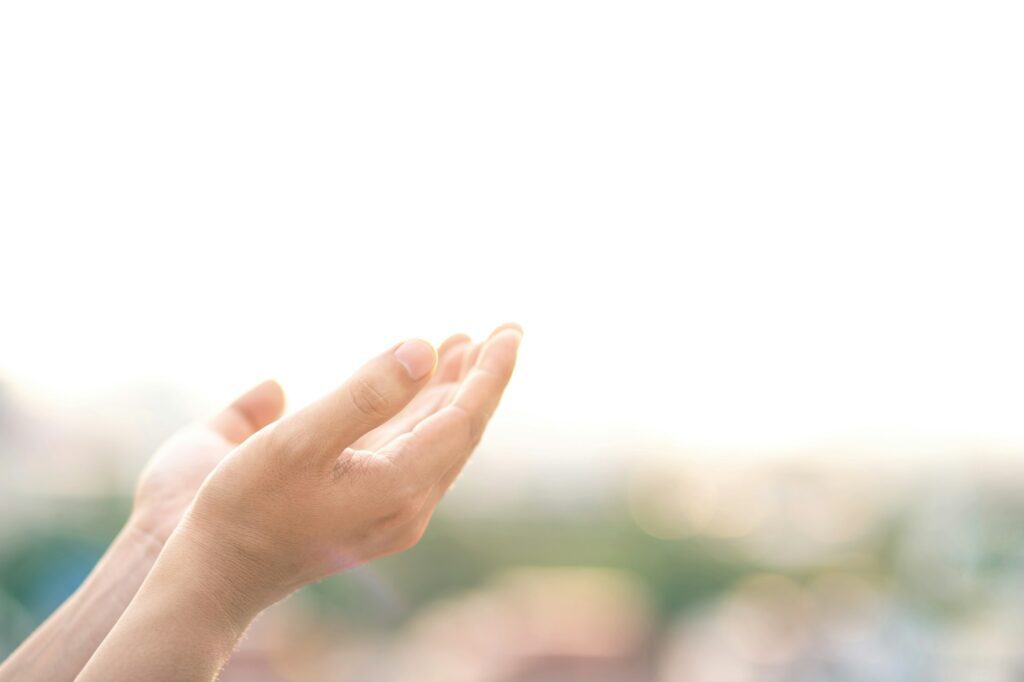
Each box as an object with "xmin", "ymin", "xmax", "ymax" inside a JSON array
[{"xmin": 348, "ymin": 377, "xmax": 391, "ymax": 421}]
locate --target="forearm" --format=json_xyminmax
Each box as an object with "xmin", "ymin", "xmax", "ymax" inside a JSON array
[
  {"xmin": 75, "ymin": 527, "xmax": 266, "ymax": 682},
  {"xmin": 72, "ymin": 328, "xmax": 518, "ymax": 680},
  {"xmin": 0, "ymin": 522, "xmax": 161, "ymax": 682}
]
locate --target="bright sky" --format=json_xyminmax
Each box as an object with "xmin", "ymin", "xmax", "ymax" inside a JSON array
[{"xmin": 2, "ymin": 1, "xmax": 1023, "ymax": 457}]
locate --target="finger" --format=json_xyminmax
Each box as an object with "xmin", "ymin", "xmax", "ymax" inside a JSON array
[
  {"xmin": 487, "ymin": 321, "xmax": 523, "ymax": 338},
  {"xmin": 207, "ymin": 379, "xmax": 286, "ymax": 444},
  {"xmin": 357, "ymin": 327, "xmax": 515, "ymax": 451},
  {"xmin": 276, "ymin": 339, "xmax": 437, "ymax": 461},
  {"xmin": 434, "ymin": 326, "xmax": 522, "ymax": 485},
  {"xmin": 353, "ymin": 335, "xmax": 469, "ymax": 450},
  {"xmin": 453, "ymin": 323, "xmax": 520, "ymax": 384},
  {"xmin": 457, "ymin": 343, "xmax": 481, "ymax": 381},
  {"xmin": 450, "ymin": 326, "xmax": 521, "ymax": 423},
  {"xmin": 386, "ymin": 326, "xmax": 522, "ymax": 480},
  {"xmin": 359, "ymin": 329, "xmax": 515, "ymax": 450},
  {"xmin": 432, "ymin": 334, "xmax": 471, "ymax": 384}
]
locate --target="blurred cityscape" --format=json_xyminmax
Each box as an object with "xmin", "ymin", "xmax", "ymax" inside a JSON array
[{"xmin": 4, "ymin": 379, "xmax": 1024, "ymax": 681}]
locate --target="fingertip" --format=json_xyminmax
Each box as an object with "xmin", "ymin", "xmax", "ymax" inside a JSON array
[
  {"xmin": 488, "ymin": 327, "xmax": 523, "ymax": 352},
  {"xmin": 257, "ymin": 379, "xmax": 287, "ymax": 414},
  {"xmin": 489, "ymin": 322, "xmax": 523, "ymax": 339},
  {"xmin": 476, "ymin": 328, "xmax": 522, "ymax": 374},
  {"xmin": 394, "ymin": 339, "xmax": 437, "ymax": 381},
  {"xmin": 209, "ymin": 378, "xmax": 286, "ymax": 442},
  {"xmin": 435, "ymin": 336, "xmax": 471, "ymax": 383},
  {"xmin": 252, "ymin": 377, "xmax": 284, "ymax": 396},
  {"xmin": 236, "ymin": 378, "xmax": 287, "ymax": 423},
  {"xmin": 438, "ymin": 333, "xmax": 472, "ymax": 355}
]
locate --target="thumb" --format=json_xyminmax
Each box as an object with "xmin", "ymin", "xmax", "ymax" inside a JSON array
[
  {"xmin": 275, "ymin": 339, "xmax": 437, "ymax": 461},
  {"xmin": 208, "ymin": 379, "xmax": 286, "ymax": 444}
]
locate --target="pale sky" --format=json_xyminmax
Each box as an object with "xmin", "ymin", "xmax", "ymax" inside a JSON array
[{"xmin": 2, "ymin": 1, "xmax": 1023, "ymax": 458}]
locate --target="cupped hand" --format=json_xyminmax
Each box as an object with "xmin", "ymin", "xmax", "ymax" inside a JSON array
[
  {"xmin": 131, "ymin": 380, "xmax": 285, "ymax": 544},
  {"xmin": 174, "ymin": 324, "xmax": 522, "ymax": 616}
]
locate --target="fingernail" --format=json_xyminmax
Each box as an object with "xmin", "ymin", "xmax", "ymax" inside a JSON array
[
  {"xmin": 394, "ymin": 339, "xmax": 436, "ymax": 380},
  {"xmin": 495, "ymin": 327, "xmax": 523, "ymax": 345}
]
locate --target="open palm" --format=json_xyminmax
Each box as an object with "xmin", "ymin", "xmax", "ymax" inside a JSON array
[
  {"xmin": 353, "ymin": 331, "xmax": 485, "ymax": 451},
  {"xmin": 128, "ymin": 328, "xmax": 501, "ymax": 546}
]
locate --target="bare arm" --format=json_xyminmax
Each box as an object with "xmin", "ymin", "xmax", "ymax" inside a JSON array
[
  {"xmin": 0, "ymin": 524, "xmax": 160, "ymax": 682},
  {"xmin": 77, "ymin": 326, "xmax": 521, "ymax": 681},
  {"xmin": 0, "ymin": 381, "xmax": 285, "ymax": 682}
]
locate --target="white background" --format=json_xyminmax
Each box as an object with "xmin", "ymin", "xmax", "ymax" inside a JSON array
[{"xmin": 2, "ymin": 1, "xmax": 1023, "ymax": 458}]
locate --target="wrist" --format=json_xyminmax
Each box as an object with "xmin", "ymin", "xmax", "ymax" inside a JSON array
[
  {"xmin": 76, "ymin": 524, "xmax": 266, "ymax": 682},
  {"xmin": 127, "ymin": 499, "xmax": 189, "ymax": 547},
  {"xmin": 122, "ymin": 513, "xmax": 171, "ymax": 554},
  {"xmin": 154, "ymin": 516, "xmax": 281, "ymax": 632},
  {"xmin": 0, "ymin": 521, "xmax": 165, "ymax": 682}
]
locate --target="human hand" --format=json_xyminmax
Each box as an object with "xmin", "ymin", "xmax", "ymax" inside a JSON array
[
  {"xmin": 171, "ymin": 325, "xmax": 522, "ymax": 621},
  {"xmin": 0, "ymin": 380, "xmax": 285, "ymax": 682},
  {"xmin": 130, "ymin": 380, "xmax": 285, "ymax": 544},
  {"xmin": 75, "ymin": 325, "xmax": 522, "ymax": 682}
]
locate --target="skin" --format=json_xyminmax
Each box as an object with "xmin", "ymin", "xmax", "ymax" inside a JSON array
[
  {"xmin": 75, "ymin": 324, "xmax": 522, "ymax": 681},
  {"xmin": 0, "ymin": 380, "xmax": 286, "ymax": 682}
]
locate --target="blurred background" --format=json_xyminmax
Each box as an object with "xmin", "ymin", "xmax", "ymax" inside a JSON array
[{"xmin": 2, "ymin": 1, "xmax": 1024, "ymax": 680}]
